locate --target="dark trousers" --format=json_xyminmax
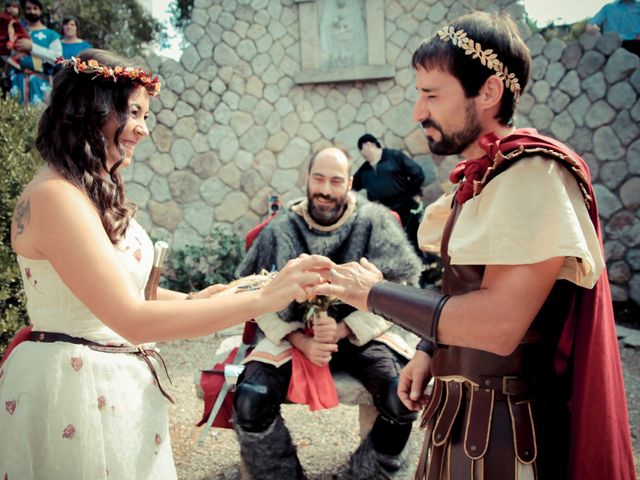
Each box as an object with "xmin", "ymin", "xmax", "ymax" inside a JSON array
[{"xmin": 235, "ymin": 339, "xmax": 415, "ymax": 455}]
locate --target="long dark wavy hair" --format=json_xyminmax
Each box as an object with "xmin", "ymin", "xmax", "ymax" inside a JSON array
[{"xmin": 36, "ymin": 49, "xmax": 139, "ymax": 244}]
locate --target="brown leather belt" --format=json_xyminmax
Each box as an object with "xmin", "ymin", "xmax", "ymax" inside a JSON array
[{"xmin": 29, "ymin": 331, "xmax": 175, "ymax": 403}]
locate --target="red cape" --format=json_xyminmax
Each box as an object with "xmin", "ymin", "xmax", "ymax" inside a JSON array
[{"xmin": 474, "ymin": 128, "xmax": 636, "ymax": 479}]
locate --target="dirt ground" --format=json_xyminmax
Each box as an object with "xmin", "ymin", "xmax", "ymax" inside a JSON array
[
  {"xmin": 620, "ymin": 346, "xmax": 640, "ymax": 476},
  {"xmin": 164, "ymin": 335, "xmax": 640, "ymax": 479}
]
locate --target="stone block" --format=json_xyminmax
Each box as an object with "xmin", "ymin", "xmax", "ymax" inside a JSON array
[
  {"xmin": 610, "ymin": 284, "xmax": 629, "ymax": 302},
  {"xmin": 628, "ymin": 249, "xmax": 640, "ymax": 270},
  {"xmin": 239, "ymin": 126, "xmax": 269, "ymax": 154},
  {"xmin": 612, "ymin": 110, "xmax": 640, "ymax": 147},
  {"xmin": 544, "ymin": 62, "xmax": 566, "ymax": 87},
  {"xmin": 240, "ymin": 169, "xmax": 267, "ymax": 199},
  {"xmin": 604, "ymin": 240, "xmax": 626, "ymax": 261},
  {"xmin": 609, "ymin": 260, "xmax": 631, "ymax": 284},
  {"xmin": 599, "ymin": 161, "xmax": 628, "ymax": 189},
  {"xmin": 605, "ymin": 210, "xmax": 640, "ymax": 247},
  {"xmin": 595, "ymin": 31, "xmax": 621, "ymax": 56},
  {"xmin": 126, "ymin": 183, "xmax": 150, "ymax": 208},
  {"xmin": 585, "ymin": 100, "xmax": 616, "ymax": 129},
  {"xmin": 529, "ymin": 104, "xmax": 554, "ymax": 131},
  {"xmin": 270, "ymin": 168, "xmax": 302, "ymax": 194},
  {"xmin": 593, "ymin": 126, "xmax": 624, "ymax": 161},
  {"xmin": 561, "ymin": 42, "xmax": 582, "ymax": 69},
  {"xmin": 531, "ymin": 80, "xmax": 551, "ymax": 103},
  {"xmin": 190, "ymin": 151, "xmax": 221, "ymax": 179},
  {"xmin": 558, "ymin": 70, "xmax": 580, "ymax": 97},
  {"xmin": 549, "ymin": 111, "xmax": 575, "ymax": 141},
  {"xmin": 594, "ymin": 184, "xmax": 622, "ymax": 219},
  {"xmin": 174, "ymin": 117, "xmax": 198, "ymax": 140},
  {"xmin": 157, "ymin": 109, "xmax": 178, "ymax": 128},
  {"xmin": 582, "ymin": 72, "xmax": 606, "ymax": 102},
  {"xmin": 569, "ymin": 127, "xmax": 593, "ymax": 155},
  {"xmin": 577, "ymin": 50, "xmax": 606, "ymax": 80},
  {"xmin": 200, "ymin": 177, "xmax": 231, "ymax": 207},
  {"xmin": 620, "ymin": 177, "xmax": 640, "ymax": 210},
  {"xmin": 527, "ymin": 34, "xmax": 546, "ymax": 57},
  {"xmin": 607, "ymin": 82, "xmax": 637, "ymax": 111},
  {"xmin": 151, "ymin": 124, "xmax": 173, "ymax": 153},
  {"xmin": 184, "ymin": 23, "xmax": 205, "ymax": 45},
  {"xmin": 578, "ymin": 31, "xmax": 599, "ymax": 51},
  {"xmin": 630, "ymin": 274, "xmax": 640, "ymax": 305},
  {"xmin": 605, "ymin": 48, "xmax": 640, "ymax": 84},
  {"xmin": 543, "ymin": 38, "xmax": 566, "ymax": 62},
  {"xmin": 174, "ymin": 100, "xmax": 195, "ymax": 118},
  {"xmin": 277, "ymin": 137, "xmax": 311, "ymax": 169},
  {"xmin": 168, "ymin": 171, "xmax": 201, "ymax": 204},
  {"xmin": 171, "ymin": 138, "xmax": 196, "ymax": 169},
  {"xmin": 627, "ymin": 139, "xmax": 640, "ymax": 175},
  {"xmin": 149, "ymin": 154, "xmax": 175, "ymax": 177},
  {"xmin": 548, "ymin": 90, "xmax": 571, "ymax": 113},
  {"xmin": 530, "ymin": 55, "xmax": 548, "ymax": 81},
  {"xmin": 567, "ymin": 94, "xmax": 591, "ymax": 127},
  {"xmin": 517, "ymin": 93, "xmax": 535, "ymax": 115},
  {"xmin": 148, "ymin": 199, "xmax": 181, "ymax": 231}
]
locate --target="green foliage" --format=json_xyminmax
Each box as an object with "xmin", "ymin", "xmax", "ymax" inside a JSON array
[
  {"xmin": 169, "ymin": 0, "xmax": 195, "ymax": 32},
  {"xmin": 160, "ymin": 225, "xmax": 245, "ymax": 294},
  {"xmin": 42, "ymin": 0, "xmax": 166, "ymax": 58},
  {"xmin": 539, "ymin": 20, "xmax": 588, "ymax": 43},
  {"xmin": 0, "ymin": 98, "xmax": 42, "ymax": 357}
]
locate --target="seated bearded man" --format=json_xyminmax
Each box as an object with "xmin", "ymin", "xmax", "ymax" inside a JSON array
[{"xmin": 232, "ymin": 147, "xmax": 423, "ymax": 479}]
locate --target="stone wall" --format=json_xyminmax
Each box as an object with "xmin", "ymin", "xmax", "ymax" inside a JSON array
[{"xmin": 127, "ymin": 0, "xmax": 640, "ymax": 304}]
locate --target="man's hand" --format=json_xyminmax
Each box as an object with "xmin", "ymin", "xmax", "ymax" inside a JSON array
[
  {"xmin": 313, "ymin": 257, "xmax": 383, "ymax": 311},
  {"xmin": 312, "ymin": 312, "xmax": 351, "ymax": 343},
  {"xmin": 397, "ymin": 350, "xmax": 432, "ymax": 411},
  {"xmin": 288, "ymin": 331, "xmax": 338, "ymax": 366},
  {"xmin": 585, "ymin": 24, "xmax": 600, "ymax": 34},
  {"xmin": 14, "ymin": 38, "xmax": 32, "ymax": 53}
]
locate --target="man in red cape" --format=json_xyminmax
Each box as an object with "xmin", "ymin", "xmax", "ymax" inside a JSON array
[{"xmin": 317, "ymin": 11, "xmax": 636, "ymax": 480}]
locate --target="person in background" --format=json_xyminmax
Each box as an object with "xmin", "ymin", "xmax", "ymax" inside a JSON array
[
  {"xmin": 0, "ymin": 0, "xmax": 30, "ymax": 70},
  {"xmin": 354, "ymin": 133, "xmax": 425, "ymax": 253},
  {"xmin": 232, "ymin": 147, "xmax": 423, "ymax": 479},
  {"xmin": 0, "ymin": 48, "xmax": 329, "ymax": 480},
  {"xmin": 9, "ymin": 0, "xmax": 61, "ymax": 105},
  {"xmin": 586, "ymin": 0, "xmax": 640, "ymax": 55},
  {"xmin": 316, "ymin": 11, "xmax": 636, "ymax": 480},
  {"xmin": 60, "ymin": 15, "xmax": 91, "ymax": 59}
]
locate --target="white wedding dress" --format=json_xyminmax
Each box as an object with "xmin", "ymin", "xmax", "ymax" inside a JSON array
[{"xmin": 0, "ymin": 219, "xmax": 176, "ymax": 479}]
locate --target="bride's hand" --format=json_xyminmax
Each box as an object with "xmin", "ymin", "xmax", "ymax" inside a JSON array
[
  {"xmin": 313, "ymin": 257, "xmax": 383, "ymax": 311},
  {"xmin": 259, "ymin": 254, "xmax": 333, "ymax": 312}
]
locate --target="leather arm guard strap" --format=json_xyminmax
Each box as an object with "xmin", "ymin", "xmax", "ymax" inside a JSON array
[{"xmin": 367, "ymin": 281, "xmax": 450, "ymax": 348}]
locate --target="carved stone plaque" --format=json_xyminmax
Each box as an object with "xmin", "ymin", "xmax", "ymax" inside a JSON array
[{"xmin": 294, "ymin": 0, "xmax": 395, "ymax": 84}]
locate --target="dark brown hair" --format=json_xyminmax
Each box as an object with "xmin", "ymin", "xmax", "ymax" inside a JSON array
[
  {"xmin": 412, "ymin": 12, "xmax": 531, "ymax": 126},
  {"xmin": 36, "ymin": 48, "xmax": 139, "ymax": 244}
]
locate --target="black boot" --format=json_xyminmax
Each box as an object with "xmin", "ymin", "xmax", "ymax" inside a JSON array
[{"xmin": 234, "ymin": 414, "xmax": 306, "ymax": 480}]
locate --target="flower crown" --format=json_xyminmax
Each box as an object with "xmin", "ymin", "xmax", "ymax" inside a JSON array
[
  {"xmin": 436, "ymin": 27, "xmax": 521, "ymax": 100},
  {"xmin": 55, "ymin": 56, "xmax": 161, "ymax": 96}
]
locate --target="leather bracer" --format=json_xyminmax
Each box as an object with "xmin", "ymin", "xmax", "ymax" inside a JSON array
[{"xmin": 367, "ymin": 281, "xmax": 450, "ymax": 347}]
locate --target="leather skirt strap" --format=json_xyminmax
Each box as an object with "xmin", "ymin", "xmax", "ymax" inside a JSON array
[{"xmin": 29, "ymin": 331, "xmax": 175, "ymax": 403}]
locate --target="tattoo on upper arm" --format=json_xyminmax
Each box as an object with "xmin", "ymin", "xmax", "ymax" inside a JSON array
[{"xmin": 13, "ymin": 198, "xmax": 31, "ymax": 238}]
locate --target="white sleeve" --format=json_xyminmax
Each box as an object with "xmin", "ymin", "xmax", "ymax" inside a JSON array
[
  {"xmin": 31, "ymin": 37, "xmax": 62, "ymax": 65},
  {"xmin": 448, "ymin": 156, "xmax": 604, "ymax": 289},
  {"xmin": 255, "ymin": 313, "xmax": 303, "ymax": 345}
]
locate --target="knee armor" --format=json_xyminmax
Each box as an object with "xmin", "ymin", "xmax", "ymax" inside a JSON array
[{"xmin": 233, "ymin": 381, "xmax": 281, "ymax": 432}]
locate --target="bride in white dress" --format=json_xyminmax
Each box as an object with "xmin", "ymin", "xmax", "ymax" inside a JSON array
[{"xmin": 0, "ymin": 49, "xmax": 331, "ymax": 480}]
